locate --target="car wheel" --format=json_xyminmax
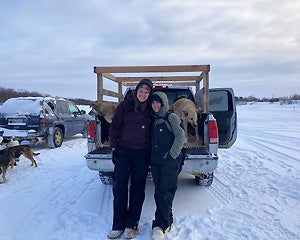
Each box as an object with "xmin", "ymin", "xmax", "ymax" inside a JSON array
[{"xmin": 47, "ymin": 127, "xmax": 63, "ymax": 148}]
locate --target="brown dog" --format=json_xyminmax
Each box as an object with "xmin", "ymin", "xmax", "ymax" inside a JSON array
[
  {"xmin": 0, "ymin": 145, "xmax": 39, "ymax": 183},
  {"xmin": 170, "ymin": 98, "xmax": 200, "ymax": 143},
  {"xmin": 89, "ymin": 101, "xmax": 118, "ymax": 123},
  {"xmin": 0, "ymin": 148, "xmax": 13, "ymax": 183},
  {"xmin": 6, "ymin": 139, "xmax": 20, "ymax": 168}
]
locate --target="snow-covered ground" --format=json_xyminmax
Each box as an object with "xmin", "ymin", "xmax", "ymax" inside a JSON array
[{"xmin": 0, "ymin": 103, "xmax": 299, "ymax": 240}]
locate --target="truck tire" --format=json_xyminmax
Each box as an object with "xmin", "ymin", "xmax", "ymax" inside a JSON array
[
  {"xmin": 99, "ymin": 171, "xmax": 114, "ymax": 184},
  {"xmin": 195, "ymin": 172, "xmax": 214, "ymax": 187},
  {"xmin": 47, "ymin": 127, "xmax": 63, "ymax": 148}
]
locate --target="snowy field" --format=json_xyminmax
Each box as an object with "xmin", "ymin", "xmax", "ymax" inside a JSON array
[{"xmin": 0, "ymin": 102, "xmax": 299, "ymax": 240}]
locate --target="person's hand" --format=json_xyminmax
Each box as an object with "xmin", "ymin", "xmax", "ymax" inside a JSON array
[
  {"xmin": 112, "ymin": 148, "xmax": 117, "ymax": 164},
  {"xmin": 163, "ymin": 151, "xmax": 174, "ymax": 160}
]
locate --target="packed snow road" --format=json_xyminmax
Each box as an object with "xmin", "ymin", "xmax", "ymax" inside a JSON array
[{"xmin": 0, "ymin": 103, "xmax": 299, "ymax": 240}]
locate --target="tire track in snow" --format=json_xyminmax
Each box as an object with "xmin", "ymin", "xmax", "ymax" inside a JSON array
[
  {"xmin": 239, "ymin": 128, "xmax": 299, "ymax": 155},
  {"xmin": 239, "ymin": 131, "xmax": 300, "ymax": 155},
  {"xmin": 11, "ymin": 166, "xmax": 95, "ymax": 240},
  {"xmin": 239, "ymin": 137, "xmax": 300, "ymax": 175},
  {"xmin": 207, "ymin": 176, "xmax": 235, "ymax": 206},
  {"xmin": 208, "ymin": 145, "xmax": 300, "ymax": 240},
  {"xmin": 99, "ymin": 184, "xmax": 113, "ymax": 218}
]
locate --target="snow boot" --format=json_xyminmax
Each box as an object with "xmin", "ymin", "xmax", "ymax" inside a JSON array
[
  {"xmin": 124, "ymin": 227, "xmax": 138, "ymax": 239},
  {"xmin": 107, "ymin": 229, "xmax": 124, "ymax": 239},
  {"xmin": 152, "ymin": 227, "xmax": 165, "ymax": 240}
]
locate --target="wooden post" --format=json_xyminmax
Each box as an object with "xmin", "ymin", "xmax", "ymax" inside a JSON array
[
  {"xmin": 97, "ymin": 73, "xmax": 103, "ymax": 101},
  {"xmin": 118, "ymin": 82, "xmax": 122, "ymax": 102},
  {"xmin": 203, "ymin": 71, "xmax": 209, "ymax": 113},
  {"xmin": 196, "ymin": 80, "xmax": 201, "ymax": 93}
]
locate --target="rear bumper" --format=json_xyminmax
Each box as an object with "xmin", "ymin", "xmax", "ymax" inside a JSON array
[
  {"xmin": 85, "ymin": 153, "xmax": 114, "ymax": 172},
  {"xmin": 0, "ymin": 127, "xmax": 41, "ymax": 142},
  {"xmin": 182, "ymin": 154, "xmax": 218, "ymax": 175},
  {"xmin": 84, "ymin": 152, "xmax": 218, "ymax": 175}
]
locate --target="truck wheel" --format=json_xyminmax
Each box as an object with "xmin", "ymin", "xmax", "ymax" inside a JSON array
[
  {"xmin": 99, "ymin": 171, "xmax": 114, "ymax": 184},
  {"xmin": 195, "ymin": 173, "xmax": 214, "ymax": 187},
  {"xmin": 47, "ymin": 127, "xmax": 63, "ymax": 148}
]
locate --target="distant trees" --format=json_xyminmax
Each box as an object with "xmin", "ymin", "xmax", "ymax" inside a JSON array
[
  {"xmin": 0, "ymin": 87, "xmax": 93, "ymax": 105},
  {"xmin": 0, "ymin": 87, "xmax": 46, "ymax": 103},
  {"xmin": 235, "ymin": 94, "xmax": 300, "ymax": 103},
  {"xmin": 68, "ymin": 98, "xmax": 93, "ymax": 105}
]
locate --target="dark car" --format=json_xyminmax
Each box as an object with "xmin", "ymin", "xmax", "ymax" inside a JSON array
[{"xmin": 0, "ymin": 97, "xmax": 88, "ymax": 148}]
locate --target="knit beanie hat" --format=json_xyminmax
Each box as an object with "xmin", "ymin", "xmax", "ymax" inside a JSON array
[
  {"xmin": 136, "ymin": 78, "xmax": 153, "ymax": 94},
  {"xmin": 150, "ymin": 94, "xmax": 163, "ymax": 104}
]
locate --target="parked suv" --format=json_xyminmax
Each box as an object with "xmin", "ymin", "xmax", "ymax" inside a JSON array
[{"xmin": 0, "ymin": 97, "xmax": 88, "ymax": 148}]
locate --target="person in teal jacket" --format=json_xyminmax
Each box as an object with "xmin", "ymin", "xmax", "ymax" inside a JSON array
[{"xmin": 149, "ymin": 91, "xmax": 185, "ymax": 240}]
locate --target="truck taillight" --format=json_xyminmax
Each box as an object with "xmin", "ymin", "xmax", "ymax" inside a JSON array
[
  {"xmin": 88, "ymin": 120, "xmax": 96, "ymax": 139},
  {"xmin": 208, "ymin": 119, "xmax": 219, "ymax": 144}
]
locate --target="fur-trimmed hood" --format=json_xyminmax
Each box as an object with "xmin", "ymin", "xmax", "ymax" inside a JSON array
[{"xmin": 150, "ymin": 91, "xmax": 169, "ymax": 118}]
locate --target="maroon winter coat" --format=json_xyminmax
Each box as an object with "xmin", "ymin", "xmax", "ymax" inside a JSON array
[{"xmin": 109, "ymin": 94, "xmax": 152, "ymax": 150}]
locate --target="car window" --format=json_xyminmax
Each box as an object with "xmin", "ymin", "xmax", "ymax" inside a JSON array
[
  {"xmin": 196, "ymin": 89, "xmax": 233, "ymax": 111},
  {"xmin": 43, "ymin": 101, "xmax": 55, "ymax": 115},
  {"xmin": 157, "ymin": 89, "xmax": 194, "ymax": 104},
  {"xmin": 56, "ymin": 100, "xmax": 70, "ymax": 114},
  {"xmin": 125, "ymin": 88, "xmax": 194, "ymax": 105},
  {"xmin": 0, "ymin": 98, "xmax": 42, "ymax": 115},
  {"xmin": 68, "ymin": 102, "xmax": 80, "ymax": 114},
  {"xmin": 46, "ymin": 101, "xmax": 55, "ymax": 111},
  {"xmin": 209, "ymin": 91, "xmax": 229, "ymax": 111}
]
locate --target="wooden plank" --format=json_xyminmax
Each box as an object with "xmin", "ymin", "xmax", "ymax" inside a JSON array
[
  {"xmin": 94, "ymin": 65, "xmax": 210, "ymax": 74},
  {"xmin": 118, "ymin": 82, "xmax": 123, "ymax": 102},
  {"xmin": 97, "ymin": 73, "xmax": 103, "ymax": 101},
  {"xmin": 199, "ymin": 72, "xmax": 204, "ymax": 80},
  {"xmin": 94, "ymin": 100, "xmax": 118, "ymax": 104},
  {"xmin": 102, "ymin": 73, "xmax": 117, "ymax": 82},
  {"xmin": 117, "ymin": 76, "xmax": 200, "ymax": 83},
  {"xmin": 102, "ymin": 89, "xmax": 122, "ymax": 99},
  {"xmin": 203, "ymin": 72, "xmax": 209, "ymax": 113},
  {"xmin": 124, "ymin": 81, "xmax": 196, "ymax": 86}
]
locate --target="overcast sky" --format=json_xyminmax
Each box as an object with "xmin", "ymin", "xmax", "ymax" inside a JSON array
[{"xmin": 1, "ymin": 0, "xmax": 299, "ymax": 100}]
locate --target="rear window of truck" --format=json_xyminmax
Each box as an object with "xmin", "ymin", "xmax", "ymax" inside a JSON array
[{"xmin": 125, "ymin": 87, "xmax": 195, "ymax": 104}]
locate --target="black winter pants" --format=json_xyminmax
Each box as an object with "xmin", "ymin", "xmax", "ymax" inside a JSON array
[
  {"xmin": 112, "ymin": 146, "xmax": 150, "ymax": 230},
  {"xmin": 151, "ymin": 155, "xmax": 181, "ymax": 231}
]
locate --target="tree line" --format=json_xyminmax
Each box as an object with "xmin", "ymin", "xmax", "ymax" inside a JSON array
[
  {"xmin": 0, "ymin": 87, "xmax": 93, "ymax": 105},
  {"xmin": 235, "ymin": 94, "xmax": 300, "ymax": 104}
]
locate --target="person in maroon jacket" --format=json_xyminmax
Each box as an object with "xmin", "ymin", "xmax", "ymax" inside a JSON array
[{"xmin": 107, "ymin": 79, "xmax": 153, "ymax": 239}]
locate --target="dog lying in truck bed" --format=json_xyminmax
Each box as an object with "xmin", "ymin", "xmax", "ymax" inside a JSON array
[
  {"xmin": 89, "ymin": 101, "xmax": 118, "ymax": 123},
  {"xmin": 0, "ymin": 145, "xmax": 39, "ymax": 183}
]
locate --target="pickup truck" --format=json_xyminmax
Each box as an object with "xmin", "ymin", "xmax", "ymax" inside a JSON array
[{"xmin": 84, "ymin": 65, "xmax": 237, "ymax": 187}]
